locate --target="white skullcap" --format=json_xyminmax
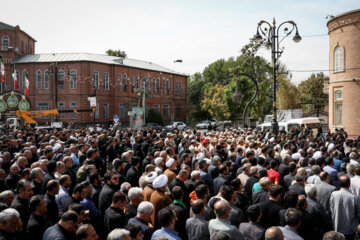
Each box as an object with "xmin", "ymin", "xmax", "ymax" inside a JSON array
[
  {"xmin": 328, "ymin": 143, "xmax": 335, "ymax": 151},
  {"xmin": 53, "ymin": 143, "xmax": 61, "ymax": 153},
  {"xmin": 291, "ymin": 152, "xmax": 301, "ymax": 161},
  {"xmin": 269, "ymin": 137, "xmax": 275, "ymax": 143},
  {"xmin": 153, "ymin": 175, "xmax": 168, "ymax": 189},
  {"xmin": 165, "ymin": 158, "xmax": 175, "ymax": 168},
  {"xmin": 313, "ymin": 151, "xmax": 323, "ymax": 160},
  {"xmin": 203, "ymin": 158, "xmax": 211, "ymax": 165},
  {"xmin": 196, "ymin": 152, "xmax": 204, "ymax": 161},
  {"xmin": 49, "ymin": 139, "xmax": 55, "ymax": 145},
  {"xmin": 145, "ymin": 171, "xmax": 158, "ymax": 183},
  {"xmin": 154, "ymin": 157, "xmax": 163, "ymax": 166}
]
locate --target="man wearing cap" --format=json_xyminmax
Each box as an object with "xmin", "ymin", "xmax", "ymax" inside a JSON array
[
  {"xmin": 143, "ymin": 171, "xmax": 157, "ymax": 201},
  {"xmin": 164, "ymin": 158, "xmax": 177, "ymax": 186},
  {"xmin": 150, "ymin": 174, "xmax": 172, "ymax": 229}
]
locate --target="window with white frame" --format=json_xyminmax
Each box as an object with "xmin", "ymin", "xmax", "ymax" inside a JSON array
[
  {"xmin": 119, "ymin": 103, "xmax": 126, "ymax": 119},
  {"xmin": 104, "ymin": 72, "xmax": 109, "ymax": 91},
  {"xmin": 22, "ymin": 70, "xmax": 27, "ymax": 91},
  {"xmin": 70, "ymin": 70, "xmax": 77, "ymax": 89},
  {"xmin": 144, "ymin": 77, "xmax": 150, "ymax": 93},
  {"xmin": 58, "ymin": 102, "xmax": 65, "ymax": 119},
  {"xmin": 131, "ymin": 75, "xmax": 135, "ymax": 92},
  {"xmin": 44, "ymin": 70, "xmax": 49, "ymax": 89},
  {"xmin": 104, "ymin": 103, "xmax": 109, "ymax": 119},
  {"xmin": 69, "ymin": 102, "xmax": 77, "ymax": 119},
  {"xmin": 153, "ymin": 104, "xmax": 160, "ymax": 112},
  {"xmin": 36, "ymin": 102, "xmax": 49, "ymax": 119},
  {"xmin": 334, "ymin": 90, "xmax": 342, "ymax": 126},
  {"xmin": 36, "ymin": 70, "xmax": 42, "ymax": 89},
  {"xmin": 118, "ymin": 73, "xmax": 122, "ymax": 92},
  {"xmin": 95, "ymin": 102, "xmax": 99, "ymax": 119},
  {"xmin": 156, "ymin": 78, "xmax": 160, "ymax": 94},
  {"xmin": 93, "ymin": 71, "xmax": 99, "ymax": 91},
  {"xmin": 334, "ymin": 46, "xmax": 343, "ymax": 72},
  {"xmin": 2, "ymin": 36, "xmax": 9, "ymax": 48},
  {"xmin": 163, "ymin": 104, "xmax": 169, "ymax": 118},
  {"xmin": 123, "ymin": 74, "xmax": 128, "ymax": 92},
  {"xmin": 57, "ymin": 70, "xmax": 65, "ymax": 90},
  {"xmin": 163, "ymin": 79, "xmax": 166, "ymax": 95},
  {"xmin": 153, "ymin": 78, "xmax": 156, "ymax": 94},
  {"xmin": 136, "ymin": 75, "xmax": 140, "ymax": 89}
]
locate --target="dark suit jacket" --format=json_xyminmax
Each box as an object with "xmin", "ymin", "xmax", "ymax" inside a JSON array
[
  {"xmin": 259, "ymin": 199, "xmax": 283, "ymax": 229},
  {"xmin": 11, "ymin": 197, "xmax": 31, "ymax": 228},
  {"xmin": 26, "ymin": 213, "xmax": 51, "ymax": 240},
  {"xmin": 169, "ymin": 202, "xmax": 189, "ymax": 240},
  {"xmin": 104, "ymin": 206, "xmax": 128, "ymax": 235}
]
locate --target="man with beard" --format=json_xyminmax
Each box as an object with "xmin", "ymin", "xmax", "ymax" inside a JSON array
[
  {"xmin": 11, "ymin": 179, "xmax": 33, "ymax": 228},
  {"xmin": 98, "ymin": 170, "xmax": 119, "ymax": 217}
]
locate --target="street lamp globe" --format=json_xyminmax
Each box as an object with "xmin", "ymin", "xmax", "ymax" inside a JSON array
[{"xmin": 293, "ymin": 29, "xmax": 302, "ymax": 43}]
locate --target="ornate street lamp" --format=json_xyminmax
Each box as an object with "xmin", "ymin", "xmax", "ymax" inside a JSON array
[{"xmin": 255, "ymin": 18, "xmax": 301, "ymax": 135}]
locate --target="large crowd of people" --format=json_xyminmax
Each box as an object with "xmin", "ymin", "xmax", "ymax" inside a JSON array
[{"xmin": 0, "ymin": 123, "xmax": 359, "ymax": 240}]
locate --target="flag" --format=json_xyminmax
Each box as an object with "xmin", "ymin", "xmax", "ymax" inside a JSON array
[
  {"xmin": 25, "ymin": 72, "xmax": 29, "ymax": 96},
  {"xmin": 12, "ymin": 65, "xmax": 17, "ymax": 90},
  {"xmin": 0, "ymin": 58, "xmax": 4, "ymax": 82}
]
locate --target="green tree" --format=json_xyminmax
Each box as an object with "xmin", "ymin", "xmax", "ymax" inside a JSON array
[
  {"xmin": 277, "ymin": 75, "xmax": 300, "ymax": 110},
  {"xmin": 186, "ymin": 73, "xmax": 211, "ymax": 122},
  {"xmin": 297, "ymin": 72, "xmax": 328, "ymax": 112},
  {"xmin": 146, "ymin": 109, "xmax": 163, "ymax": 125},
  {"xmin": 106, "ymin": 49, "xmax": 127, "ymax": 58},
  {"xmin": 201, "ymin": 84, "xmax": 231, "ymax": 120}
]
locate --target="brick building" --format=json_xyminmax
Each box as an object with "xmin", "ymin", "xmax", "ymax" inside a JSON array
[
  {"xmin": 0, "ymin": 22, "xmax": 187, "ymax": 126},
  {"xmin": 327, "ymin": 9, "xmax": 360, "ymax": 136}
]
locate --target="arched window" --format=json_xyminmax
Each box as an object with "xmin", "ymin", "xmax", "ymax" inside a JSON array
[
  {"xmin": 334, "ymin": 90, "xmax": 342, "ymax": 126},
  {"xmin": 131, "ymin": 75, "xmax": 135, "ymax": 92},
  {"xmin": 153, "ymin": 78, "xmax": 156, "ymax": 94},
  {"xmin": 44, "ymin": 70, "xmax": 49, "ymax": 89},
  {"xmin": 118, "ymin": 73, "xmax": 122, "ymax": 92},
  {"xmin": 123, "ymin": 74, "xmax": 128, "ymax": 92},
  {"xmin": 57, "ymin": 70, "xmax": 65, "ymax": 90},
  {"xmin": 93, "ymin": 71, "xmax": 99, "ymax": 90},
  {"xmin": 2, "ymin": 36, "xmax": 9, "ymax": 48},
  {"xmin": 69, "ymin": 70, "xmax": 77, "ymax": 89},
  {"xmin": 36, "ymin": 70, "xmax": 42, "ymax": 89},
  {"xmin": 22, "ymin": 70, "xmax": 27, "ymax": 91},
  {"xmin": 334, "ymin": 46, "xmax": 343, "ymax": 72},
  {"xmin": 104, "ymin": 72, "xmax": 109, "ymax": 91}
]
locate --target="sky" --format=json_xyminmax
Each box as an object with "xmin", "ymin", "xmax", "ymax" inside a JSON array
[{"xmin": 2, "ymin": 0, "xmax": 359, "ymax": 84}]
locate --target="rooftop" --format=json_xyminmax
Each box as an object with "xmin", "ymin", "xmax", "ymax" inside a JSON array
[{"xmin": 14, "ymin": 53, "xmax": 187, "ymax": 76}]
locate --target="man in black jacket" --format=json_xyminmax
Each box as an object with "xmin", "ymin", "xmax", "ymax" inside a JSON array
[
  {"xmin": 63, "ymin": 156, "xmax": 76, "ymax": 192},
  {"xmin": 4, "ymin": 164, "xmax": 20, "ymax": 191},
  {"xmin": 10, "ymin": 179, "xmax": 33, "ymax": 228},
  {"xmin": 63, "ymin": 183, "xmax": 86, "ymax": 212},
  {"xmin": 104, "ymin": 191, "xmax": 128, "ymax": 235},
  {"xmin": 259, "ymin": 184, "xmax": 283, "ymax": 229},
  {"xmin": 169, "ymin": 169, "xmax": 190, "ymax": 208},
  {"xmin": 44, "ymin": 179, "xmax": 60, "ymax": 225},
  {"xmin": 98, "ymin": 170, "xmax": 119, "ymax": 217},
  {"xmin": 169, "ymin": 186, "xmax": 189, "ymax": 240},
  {"xmin": 41, "ymin": 160, "xmax": 56, "ymax": 193},
  {"xmin": 126, "ymin": 157, "xmax": 141, "ymax": 187},
  {"xmin": 30, "ymin": 167, "xmax": 44, "ymax": 195},
  {"xmin": 26, "ymin": 195, "xmax": 51, "ymax": 240},
  {"xmin": 42, "ymin": 211, "xmax": 79, "ymax": 240}
]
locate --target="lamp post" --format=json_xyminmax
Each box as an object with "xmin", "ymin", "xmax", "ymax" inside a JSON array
[
  {"xmin": 49, "ymin": 62, "xmax": 70, "ymax": 121},
  {"xmin": 255, "ymin": 18, "xmax": 301, "ymax": 135}
]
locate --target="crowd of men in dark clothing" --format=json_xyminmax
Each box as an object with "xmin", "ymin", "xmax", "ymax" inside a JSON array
[{"xmin": 0, "ymin": 124, "xmax": 359, "ymax": 240}]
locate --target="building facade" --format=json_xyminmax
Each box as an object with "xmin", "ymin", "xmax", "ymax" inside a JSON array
[
  {"xmin": 327, "ymin": 9, "xmax": 360, "ymax": 136},
  {"xmin": 0, "ymin": 22, "xmax": 187, "ymax": 126}
]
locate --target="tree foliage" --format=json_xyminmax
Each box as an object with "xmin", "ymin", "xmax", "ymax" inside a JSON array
[
  {"xmin": 106, "ymin": 49, "xmax": 127, "ymax": 58},
  {"xmin": 146, "ymin": 109, "xmax": 163, "ymax": 125},
  {"xmin": 277, "ymin": 75, "xmax": 300, "ymax": 110},
  {"xmin": 201, "ymin": 84, "xmax": 231, "ymax": 120},
  {"xmin": 297, "ymin": 72, "xmax": 328, "ymax": 111}
]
